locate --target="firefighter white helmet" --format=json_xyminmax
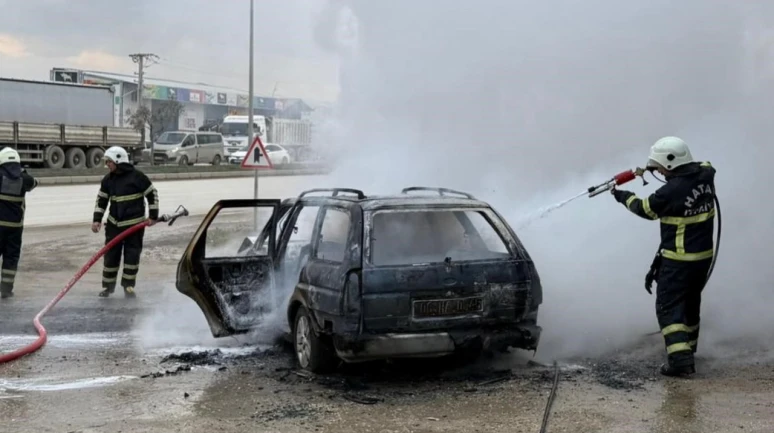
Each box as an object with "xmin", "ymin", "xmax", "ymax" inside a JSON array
[
  {"xmin": 0, "ymin": 147, "xmax": 20, "ymax": 165},
  {"xmin": 103, "ymin": 146, "xmax": 129, "ymax": 164},
  {"xmin": 646, "ymin": 136, "xmax": 693, "ymax": 171}
]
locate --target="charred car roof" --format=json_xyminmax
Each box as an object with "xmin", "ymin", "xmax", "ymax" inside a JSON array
[{"xmin": 285, "ymin": 187, "xmax": 492, "ymax": 210}]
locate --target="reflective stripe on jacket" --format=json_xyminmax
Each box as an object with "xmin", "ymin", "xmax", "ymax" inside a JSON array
[
  {"xmin": 0, "ymin": 162, "xmax": 39, "ymax": 228},
  {"xmin": 93, "ymin": 163, "xmax": 159, "ymax": 227},
  {"xmin": 613, "ymin": 161, "xmax": 716, "ymax": 262}
]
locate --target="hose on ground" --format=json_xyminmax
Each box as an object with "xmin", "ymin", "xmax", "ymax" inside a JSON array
[
  {"xmin": 539, "ymin": 360, "xmax": 560, "ymax": 433},
  {"xmin": 0, "ymin": 205, "xmax": 188, "ymax": 364}
]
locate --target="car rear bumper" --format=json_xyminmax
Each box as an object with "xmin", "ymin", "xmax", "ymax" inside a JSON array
[{"xmin": 332, "ymin": 323, "xmax": 541, "ymax": 363}]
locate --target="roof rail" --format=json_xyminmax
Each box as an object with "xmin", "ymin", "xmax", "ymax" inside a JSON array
[
  {"xmin": 400, "ymin": 186, "xmax": 475, "ymax": 199},
  {"xmin": 298, "ymin": 188, "xmax": 366, "ymax": 199}
]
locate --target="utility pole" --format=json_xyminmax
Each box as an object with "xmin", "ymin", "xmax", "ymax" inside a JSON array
[
  {"xmin": 248, "ymin": 0, "xmax": 258, "ymax": 227},
  {"xmin": 130, "ymin": 53, "xmax": 159, "ymax": 164}
]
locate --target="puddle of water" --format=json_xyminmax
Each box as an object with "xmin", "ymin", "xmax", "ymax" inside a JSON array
[
  {"xmin": 559, "ymin": 363, "xmax": 588, "ymax": 372},
  {"xmin": 0, "ymin": 375, "xmax": 138, "ymax": 393},
  {"xmin": 0, "ymin": 332, "xmax": 129, "ymax": 350}
]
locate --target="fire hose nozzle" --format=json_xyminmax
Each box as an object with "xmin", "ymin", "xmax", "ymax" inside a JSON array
[
  {"xmin": 160, "ymin": 205, "xmax": 189, "ymax": 226},
  {"xmin": 587, "ymin": 168, "xmax": 646, "ymax": 198}
]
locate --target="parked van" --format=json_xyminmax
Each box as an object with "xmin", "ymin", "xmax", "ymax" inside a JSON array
[{"xmin": 152, "ymin": 131, "xmax": 225, "ymax": 166}]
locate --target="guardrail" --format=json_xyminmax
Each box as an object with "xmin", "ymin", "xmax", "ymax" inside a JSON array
[{"xmin": 29, "ymin": 163, "xmax": 332, "ymax": 186}]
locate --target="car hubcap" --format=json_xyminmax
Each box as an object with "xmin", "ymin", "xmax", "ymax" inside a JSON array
[{"xmin": 295, "ymin": 316, "xmax": 311, "ymax": 367}]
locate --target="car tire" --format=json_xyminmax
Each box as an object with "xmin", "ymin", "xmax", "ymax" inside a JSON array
[
  {"xmin": 212, "ymin": 154, "xmax": 221, "ymax": 166},
  {"xmin": 293, "ymin": 306, "xmax": 338, "ymax": 373},
  {"xmin": 178, "ymin": 155, "xmax": 188, "ymax": 166},
  {"xmin": 281, "ymin": 157, "xmax": 289, "ymax": 166}
]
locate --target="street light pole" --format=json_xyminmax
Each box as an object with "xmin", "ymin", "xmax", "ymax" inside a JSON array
[{"xmin": 247, "ymin": 0, "xmax": 258, "ymax": 228}]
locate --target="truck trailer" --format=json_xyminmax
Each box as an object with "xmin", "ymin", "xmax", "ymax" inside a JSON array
[
  {"xmin": 0, "ymin": 78, "xmax": 143, "ymax": 169},
  {"xmin": 208, "ymin": 114, "xmax": 316, "ymax": 161}
]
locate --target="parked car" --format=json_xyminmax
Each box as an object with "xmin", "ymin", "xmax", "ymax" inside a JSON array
[
  {"xmin": 152, "ymin": 131, "xmax": 225, "ymax": 166},
  {"xmin": 175, "ymin": 187, "xmax": 543, "ymax": 373},
  {"xmin": 228, "ymin": 143, "xmax": 291, "ymax": 166}
]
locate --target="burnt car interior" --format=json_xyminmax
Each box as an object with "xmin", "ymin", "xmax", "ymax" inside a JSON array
[
  {"xmin": 176, "ymin": 199, "xmax": 281, "ymax": 335},
  {"xmin": 370, "ymin": 209, "xmax": 512, "ymax": 266}
]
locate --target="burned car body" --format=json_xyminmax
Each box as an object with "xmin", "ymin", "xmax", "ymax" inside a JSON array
[{"xmin": 176, "ymin": 187, "xmax": 543, "ymax": 373}]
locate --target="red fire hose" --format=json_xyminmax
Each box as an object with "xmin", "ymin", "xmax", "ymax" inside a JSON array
[{"xmin": 0, "ymin": 205, "xmax": 188, "ymax": 365}]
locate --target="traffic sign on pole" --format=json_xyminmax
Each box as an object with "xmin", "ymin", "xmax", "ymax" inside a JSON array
[{"xmin": 241, "ymin": 135, "xmax": 274, "ymax": 169}]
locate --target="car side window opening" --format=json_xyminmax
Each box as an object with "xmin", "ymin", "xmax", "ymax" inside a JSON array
[
  {"xmin": 314, "ymin": 208, "xmax": 351, "ymax": 263},
  {"xmin": 369, "ymin": 209, "xmax": 511, "ymax": 266},
  {"xmin": 205, "ymin": 206, "xmax": 276, "ymax": 259},
  {"xmin": 281, "ymin": 205, "xmax": 320, "ymax": 273}
]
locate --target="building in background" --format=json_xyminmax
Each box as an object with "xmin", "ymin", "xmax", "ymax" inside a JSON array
[{"xmin": 49, "ymin": 67, "xmax": 315, "ymax": 137}]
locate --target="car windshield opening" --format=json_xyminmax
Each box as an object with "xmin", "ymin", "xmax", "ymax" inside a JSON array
[
  {"xmin": 370, "ymin": 209, "xmax": 511, "ymax": 266},
  {"xmin": 156, "ymin": 132, "xmax": 187, "ymax": 144}
]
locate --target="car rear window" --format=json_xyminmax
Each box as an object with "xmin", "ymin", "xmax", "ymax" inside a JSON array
[{"xmin": 369, "ymin": 209, "xmax": 511, "ymax": 266}]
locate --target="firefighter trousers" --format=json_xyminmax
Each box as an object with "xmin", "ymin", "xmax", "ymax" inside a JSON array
[
  {"xmin": 0, "ymin": 226, "xmax": 22, "ymax": 294},
  {"xmin": 102, "ymin": 222, "xmax": 145, "ymax": 291},
  {"xmin": 656, "ymin": 257, "xmax": 712, "ymax": 368}
]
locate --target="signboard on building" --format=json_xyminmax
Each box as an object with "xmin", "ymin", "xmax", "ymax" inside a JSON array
[{"xmin": 50, "ymin": 68, "xmax": 82, "ymax": 84}]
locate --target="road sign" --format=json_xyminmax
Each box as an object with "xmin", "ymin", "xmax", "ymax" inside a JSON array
[{"xmin": 240, "ymin": 135, "xmax": 274, "ymax": 169}]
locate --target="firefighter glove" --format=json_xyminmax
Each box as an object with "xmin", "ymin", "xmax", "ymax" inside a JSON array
[
  {"xmin": 644, "ymin": 269, "xmax": 655, "ymax": 295},
  {"xmin": 644, "ymin": 253, "xmax": 662, "ymax": 295},
  {"xmin": 611, "ymin": 188, "xmax": 629, "ymax": 203}
]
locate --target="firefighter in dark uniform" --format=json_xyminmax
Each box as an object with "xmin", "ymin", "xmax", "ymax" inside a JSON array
[
  {"xmin": 92, "ymin": 146, "xmax": 159, "ymax": 298},
  {"xmin": 611, "ymin": 136, "xmax": 716, "ymax": 377},
  {"xmin": 0, "ymin": 147, "xmax": 39, "ymax": 299}
]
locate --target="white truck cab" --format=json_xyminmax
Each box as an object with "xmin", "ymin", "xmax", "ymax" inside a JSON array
[{"xmin": 219, "ymin": 115, "xmax": 267, "ymax": 156}]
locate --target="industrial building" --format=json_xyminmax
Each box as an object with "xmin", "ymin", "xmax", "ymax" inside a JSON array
[{"xmin": 49, "ymin": 67, "xmax": 316, "ymax": 134}]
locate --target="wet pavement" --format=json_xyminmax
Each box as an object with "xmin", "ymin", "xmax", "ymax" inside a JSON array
[{"xmin": 1, "ymin": 217, "xmax": 774, "ymax": 432}]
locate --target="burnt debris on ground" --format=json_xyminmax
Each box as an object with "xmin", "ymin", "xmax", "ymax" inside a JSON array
[
  {"xmin": 585, "ymin": 358, "xmax": 661, "ymax": 391},
  {"xmin": 146, "ymin": 342, "xmax": 656, "ymax": 401}
]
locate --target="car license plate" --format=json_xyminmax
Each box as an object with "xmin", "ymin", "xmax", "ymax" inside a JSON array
[{"xmin": 412, "ymin": 296, "xmax": 483, "ymax": 318}]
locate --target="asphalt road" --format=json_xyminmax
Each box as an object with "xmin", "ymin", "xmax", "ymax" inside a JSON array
[{"xmin": 23, "ymin": 174, "xmax": 327, "ymax": 227}]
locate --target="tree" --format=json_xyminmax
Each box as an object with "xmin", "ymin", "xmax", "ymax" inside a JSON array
[
  {"xmin": 127, "ymin": 101, "xmax": 185, "ymax": 165},
  {"xmin": 150, "ymin": 101, "xmax": 186, "ymax": 136}
]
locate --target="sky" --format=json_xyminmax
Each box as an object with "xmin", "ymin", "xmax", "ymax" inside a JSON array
[{"xmin": 0, "ymin": 0, "xmax": 340, "ymax": 102}]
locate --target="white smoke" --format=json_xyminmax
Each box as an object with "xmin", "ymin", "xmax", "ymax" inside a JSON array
[{"xmin": 314, "ymin": 1, "xmax": 774, "ymax": 360}]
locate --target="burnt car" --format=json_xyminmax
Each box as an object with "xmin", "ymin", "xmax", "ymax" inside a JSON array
[{"xmin": 176, "ymin": 187, "xmax": 543, "ymax": 373}]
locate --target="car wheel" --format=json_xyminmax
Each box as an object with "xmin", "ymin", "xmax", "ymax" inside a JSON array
[
  {"xmin": 212, "ymin": 154, "xmax": 221, "ymax": 166},
  {"xmin": 281, "ymin": 157, "xmax": 289, "ymax": 165},
  {"xmin": 178, "ymin": 155, "xmax": 188, "ymax": 166},
  {"xmin": 293, "ymin": 306, "xmax": 338, "ymax": 373}
]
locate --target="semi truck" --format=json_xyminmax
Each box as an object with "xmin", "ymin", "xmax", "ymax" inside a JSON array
[
  {"xmin": 0, "ymin": 78, "xmax": 145, "ymax": 169},
  {"xmin": 202, "ymin": 114, "xmax": 317, "ymax": 162}
]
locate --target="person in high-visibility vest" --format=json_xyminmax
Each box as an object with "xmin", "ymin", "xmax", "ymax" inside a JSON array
[
  {"xmin": 0, "ymin": 147, "xmax": 39, "ymax": 299},
  {"xmin": 92, "ymin": 146, "xmax": 159, "ymax": 298}
]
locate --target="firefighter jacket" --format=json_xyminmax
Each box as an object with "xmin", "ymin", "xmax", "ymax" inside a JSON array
[
  {"xmin": 93, "ymin": 163, "xmax": 159, "ymax": 227},
  {"xmin": 0, "ymin": 162, "xmax": 39, "ymax": 228},
  {"xmin": 613, "ymin": 161, "xmax": 716, "ymax": 262}
]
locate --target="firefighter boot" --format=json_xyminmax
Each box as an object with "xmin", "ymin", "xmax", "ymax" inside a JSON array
[
  {"xmin": 124, "ymin": 286, "xmax": 136, "ymax": 298},
  {"xmin": 1, "ymin": 291, "xmax": 13, "ymax": 299},
  {"xmin": 98, "ymin": 288, "xmax": 114, "ymax": 297},
  {"xmin": 660, "ymin": 363, "xmax": 695, "ymax": 378}
]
